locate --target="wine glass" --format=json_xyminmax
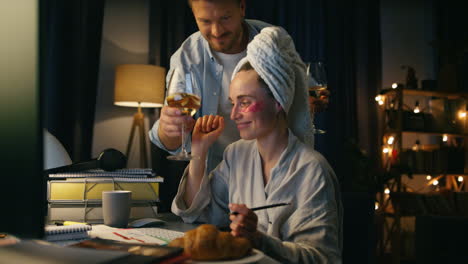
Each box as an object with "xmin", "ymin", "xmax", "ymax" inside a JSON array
[
  {"xmin": 166, "ymin": 73, "xmax": 201, "ymax": 161},
  {"xmin": 306, "ymin": 62, "xmax": 327, "ymax": 134}
]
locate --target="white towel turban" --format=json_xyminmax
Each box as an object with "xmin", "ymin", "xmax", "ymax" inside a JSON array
[{"xmin": 232, "ymin": 26, "xmax": 314, "ymax": 146}]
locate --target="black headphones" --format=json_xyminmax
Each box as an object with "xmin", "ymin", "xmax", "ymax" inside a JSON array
[{"xmin": 44, "ymin": 148, "xmax": 127, "ymax": 174}]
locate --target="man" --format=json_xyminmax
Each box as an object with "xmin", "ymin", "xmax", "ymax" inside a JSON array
[{"xmin": 149, "ymin": 0, "xmax": 325, "ymax": 174}]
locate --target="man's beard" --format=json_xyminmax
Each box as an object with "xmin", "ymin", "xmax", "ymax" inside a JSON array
[{"xmin": 209, "ymin": 27, "xmax": 243, "ymax": 53}]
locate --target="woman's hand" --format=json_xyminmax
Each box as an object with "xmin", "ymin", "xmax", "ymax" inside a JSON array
[
  {"xmin": 191, "ymin": 115, "xmax": 225, "ymax": 155},
  {"xmin": 184, "ymin": 115, "xmax": 224, "ymax": 207},
  {"xmin": 229, "ymin": 203, "xmax": 260, "ymax": 246}
]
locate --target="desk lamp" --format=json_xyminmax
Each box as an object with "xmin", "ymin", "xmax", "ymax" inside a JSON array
[{"xmin": 114, "ymin": 64, "xmax": 166, "ymax": 168}]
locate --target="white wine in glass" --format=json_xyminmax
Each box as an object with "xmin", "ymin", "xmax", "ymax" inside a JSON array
[
  {"xmin": 309, "ymin": 85, "xmax": 328, "ymax": 98},
  {"xmin": 306, "ymin": 62, "xmax": 327, "ymax": 134},
  {"xmin": 166, "ymin": 92, "xmax": 201, "ymax": 161}
]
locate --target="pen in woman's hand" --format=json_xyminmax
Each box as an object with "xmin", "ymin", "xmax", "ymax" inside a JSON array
[{"xmin": 229, "ymin": 202, "xmax": 291, "ymax": 216}]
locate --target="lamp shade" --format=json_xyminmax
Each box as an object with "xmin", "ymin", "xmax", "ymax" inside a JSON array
[{"xmin": 114, "ymin": 64, "xmax": 166, "ymax": 108}]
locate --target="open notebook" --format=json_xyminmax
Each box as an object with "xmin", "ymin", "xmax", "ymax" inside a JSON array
[{"xmin": 89, "ymin": 225, "xmax": 184, "ymax": 245}]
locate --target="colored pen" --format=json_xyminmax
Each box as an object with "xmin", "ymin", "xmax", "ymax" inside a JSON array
[
  {"xmin": 230, "ymin": 202, "xmax": 291, "ymax": 215},
  {"xmin": 55, "ymin": 220, "xmax": 90, "ymax": 226}
]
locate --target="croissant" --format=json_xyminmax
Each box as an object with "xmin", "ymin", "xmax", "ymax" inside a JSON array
[{"xmin": 168, "ymin": 224, "xmax": 252, "ymax": 260}]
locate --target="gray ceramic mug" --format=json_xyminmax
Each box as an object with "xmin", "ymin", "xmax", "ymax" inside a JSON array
[{"xmin": 102, "ymin": 190, "xmax": 132, "ymax": 227}]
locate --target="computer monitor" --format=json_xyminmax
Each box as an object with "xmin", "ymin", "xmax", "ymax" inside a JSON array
[{"xmin": 0, "ymin": 0, "xmax": 46, "ymax": 239}]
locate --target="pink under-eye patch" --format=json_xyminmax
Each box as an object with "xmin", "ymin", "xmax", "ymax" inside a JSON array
[{"xmin": 241, "ymin": 101, "xmax": 264, "ymax": 113}]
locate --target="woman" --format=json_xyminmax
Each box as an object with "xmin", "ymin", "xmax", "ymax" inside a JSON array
[{"xmin": 172, "ymin": 27, "xmax": 342, "ymax": 263}]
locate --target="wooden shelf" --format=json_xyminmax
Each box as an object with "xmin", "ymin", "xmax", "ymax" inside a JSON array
[
  {"xmin": 402, "ymin": 130, "xmax": 468, "ymax": 137},
  {"xmin": 381, "ymin": 88, "xmax": 468, "ymax": 99},
  {"xmin": 378, "ymin": 86, "xmax": 468, "ymax": 262},
  {"xmin": 407, "ymin": 173, "xmax": 468, "ymax": 176},
  {"xmin": 384, "ymin": 129, "xmax": 468, "ymax": 137},
  {"xmin": 403, "ymin": 89, "xmax": 468, "ymax": 99}
]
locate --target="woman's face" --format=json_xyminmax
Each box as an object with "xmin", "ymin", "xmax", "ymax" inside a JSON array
[{"xmin": 229, "ymin": 70, "xmax": 280, "ymax": 140}]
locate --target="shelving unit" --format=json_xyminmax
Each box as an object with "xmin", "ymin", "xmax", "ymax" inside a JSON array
[{"xmin": 375, "ymin": 86, "xmax": 468, "ymax": 263}]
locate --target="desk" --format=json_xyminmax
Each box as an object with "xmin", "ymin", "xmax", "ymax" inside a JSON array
[
  {"xmin": 48, "ymin": 213, "xmax": 279, "ymax": 264},
  {"xmin": 153, "ymin": 213, "xmax": 198, "ymax": 232}
]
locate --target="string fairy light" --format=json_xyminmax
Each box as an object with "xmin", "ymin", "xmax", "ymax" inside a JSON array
[
  {"xmin": 458, "ymin": 110, "xmax": 467, "ymax": 119},
  {"xmin": 383, "ymin": 147, "xmax": 390, "ymax": 154},
  {"xmin": 442, "ymin": 134, "xmax": 448, "ymax": 142},
  {"xmin": 375, "ymin": 95, "xmax": 384, "ymax": 106},
  {"xmin": 413, "ymin": 100, "xmax": 420, "ymax": 113}
]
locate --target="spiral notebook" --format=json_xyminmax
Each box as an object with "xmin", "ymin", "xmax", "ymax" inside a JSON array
[
  {"xmin": 44, "ymin": 224, "xmax": 92, "ymax": 242},
  {"xmin": 48, "ymin": 168, "xmax": 156, "ymax": 179}
]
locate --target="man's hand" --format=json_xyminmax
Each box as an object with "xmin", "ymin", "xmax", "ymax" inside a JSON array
[
  {"xmin": 309, "ymin": 89, "xmax": 330, "ymax": 113},
  {"xmin": 191, "ymin": 115, "xmax": 224, "ymax": 155},
  {"xmin": 158, "ymin": 106, "xmax": 196, "ymax": 150},
  {"xmin": 229, "ymin": 203, "xmax": 260, "ymax": 246}
]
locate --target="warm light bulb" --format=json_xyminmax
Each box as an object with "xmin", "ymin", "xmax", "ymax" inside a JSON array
[
  {"xmin": 383, "ymin": 147, "xmax": 389, "ymax": 154},
  {"xmin": 426, "ymin": 175, "xmax": 432, "ymax": 180},
  {"xmin": 375, "ymin": 201, "xmax": 379, "ymax": 210},
  {"xmin": 414, "ymin": 101, "xmax": 420, "ymax": 113},
  {"xmin": 387, "ymin": 136, "xmax": 395, "ymax": 145},
  {"xmin": 443, "ymin": 134, "xmax": 448, "ymax": 142},
  {"xmin": 384, "ymin": 188, "xmax": 390, "ymax": 194},
  {"xmin": 392, "ymin": 83, "xmax": 398, "ymax": 89},
  {"xmin": 458, "ymin": 111, "xmax": 466, "ymax": 119},
  {"xmin": 378, "ymin": 100, "xmax": 384, "ymax": 105},
  {"xmin": 433, "ymin": 180, "xmax": 439, "ymax": 186},
  {"xmin": 375, "ymin": 95, "xmax": 382, "ymax": 102},
  {"xmin": 458, "ymin": 176, "xmax": 464, "ymax": 182}
]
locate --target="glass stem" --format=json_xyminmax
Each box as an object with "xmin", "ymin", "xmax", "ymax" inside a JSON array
[{"xmin": 181, "ymin": 120, "xmax": 188, "ymax": 156}]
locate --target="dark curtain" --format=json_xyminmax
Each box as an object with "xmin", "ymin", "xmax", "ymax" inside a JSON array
[
  {"xmin": 323, "ymin": 0, "xmax": 382, "ymax": 191},
  {"xmin": 245, "ymin": 0, "xmax": 326, "ymax": 62},
  {"xmin": 42, "ymin": 0, "xmax": 105, "ymax": 162},
  {"xmin": 434, "ymin": 0, "xmax": 468, "ymax": 93},
  {"xmin": 324, "ymin": 1, "xmax": 381, "ymax": 262}
]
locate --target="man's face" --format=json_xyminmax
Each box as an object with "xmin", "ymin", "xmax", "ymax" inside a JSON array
[
  {"xmin": 229, "ymin": 70, "xmax": 279, "ymax": 140},
  {"xmin": 191, "ymin": 0, "xmax": 246, "ymax": 54}
]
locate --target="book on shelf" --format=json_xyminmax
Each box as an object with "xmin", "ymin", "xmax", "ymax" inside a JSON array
[{"xmin": 44, "ymin": 224, "xmax": 92, "ymax": 242}]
